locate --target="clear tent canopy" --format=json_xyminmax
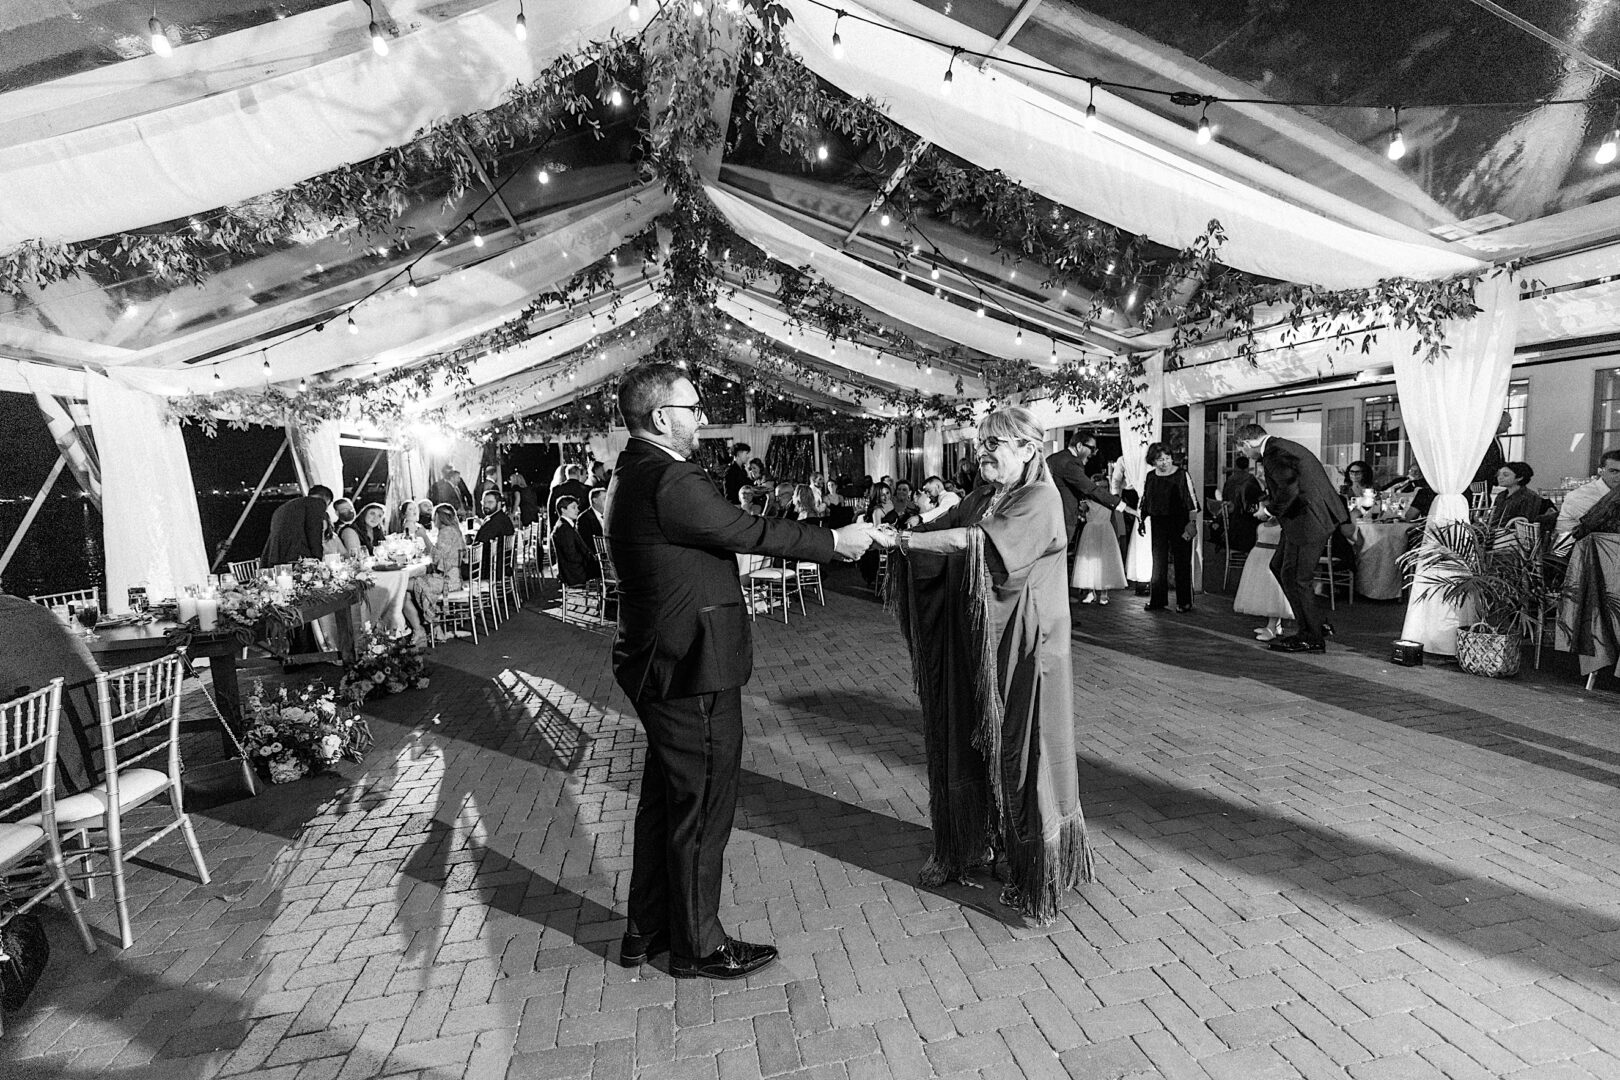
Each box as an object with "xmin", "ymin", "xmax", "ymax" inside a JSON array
[{"xmin": 0, "ymin": 0, "xmax": 1616, "ymax": 435}]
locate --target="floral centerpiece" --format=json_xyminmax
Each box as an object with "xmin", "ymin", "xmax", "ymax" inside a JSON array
[
  {"xmin": 375, "ymin": 536, "xmax": 422, "ymax": 565},
  {"xmin": 339, "ymin": 625, "xmax": 430, "ymax": 706},
  {"xmin": 241, "ymin": 680, "xmax": 373, "ymax": 783},
  {"xmin": 167, "ymin": 557, "xmax": 373, "ymax": 646}
]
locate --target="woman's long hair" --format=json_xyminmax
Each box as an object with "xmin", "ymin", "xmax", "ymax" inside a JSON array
[{"xmin": 977, "ymin": 406, "xmax": 1049, "ymax": 493}]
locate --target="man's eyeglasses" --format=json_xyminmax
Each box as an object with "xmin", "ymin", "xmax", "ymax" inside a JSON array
[{"xmin": 657, "ymin": 400, "xmax": 708, "ymax": 420}]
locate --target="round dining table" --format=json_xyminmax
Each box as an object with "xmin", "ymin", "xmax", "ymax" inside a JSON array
[{"xmin": 1351, "ymin": 520, "xmax": 1412, "ymax": 600}]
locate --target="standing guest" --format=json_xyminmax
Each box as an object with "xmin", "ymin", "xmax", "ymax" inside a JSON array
[
  {"xmin": 1237, "ymin": 422, "xmax": 1348, "ymax": 653},
  {"xmin": 605, "ymin": 362, "xmax": 871, "ymax": 980},
  {"xmin": 825, "ymin": 479, "xmax": 853, "ymax": 528},
  {"xmin": 591, "ymin": 460, "xmax": 611, "ymax": 489},
  {"xmin": 550, "ymin": 496, "xmax": 598, "ymax": 585},
  {"xmin": 1221, "ymin": 456, "xmax": 1264, "ymax": 552},
  {"xmin": 409, "ymin": 504, "xmax": 465, "ymax": 641},
  {"xmin": 1488, "ymin": 462, "xmax": 1541, "ymax": 527},
  {"xmin": 724, "ymin": 444, "xmax": 752, "ymax": 504},
  {"xmin": 1138, "ymin": 444, "xmax": 1199, "ymax": 613},
  {"xmin": 746, "ymin": 459, "xmax": 768, "ymax": 489},
  {"xmin": 1556, "ymin": 450, "xmax": 1620, "ymax": 537},
  {"xmin": 1234, "ymin": 511, "xmax": 1292, "ymax": 641},
  {"xmin": 263, "ymin": 485, "xmax": 334, "ymax": 565},
  {"xmin": 579, "ymin": 488, "xmax": 607, "ymax": 548},
  {"xmin": 427, "ymin": 466, "xmax": 463, "ymax": 512},
  {"xmin": 875, "ymin": 405, "xmax": 1093, "ymax": 924},
  {"xmin": 549, "ymin": 465, "xmax": 591, "ymax": 522},
  {"xmin": 474, "ymin": 465, "xmax": 502, "ymax": 509},
  {"xmin": 451, "ymin": 468, "xmax": 474, "ymax": 511},
  {"xmin": 508, "ymin": 471, "xmax": 541, "ymax": 527},
  {"xmin": 1047, "ymin": 433, "xmax": 1118, "ymax": 552},
  {"xmin": 1473, "ymin": 410, "xmax": 1512, "ymax": 489}
]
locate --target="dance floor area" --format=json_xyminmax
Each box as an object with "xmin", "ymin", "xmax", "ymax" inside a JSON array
[{"xmin": 8, "ymin": 571, "xmax": 1620, "ymax": 1080}]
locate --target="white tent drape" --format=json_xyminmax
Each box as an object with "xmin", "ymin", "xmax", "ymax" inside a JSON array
[
  {"xmin": 84, "ymin": 374, "xmax": 208, "ymax": 610},
  {"xmin": 1395, "ymin": 274, "xmax": 1520, "ymax": 656},
  {"xmin": 1118, "ymin": 356, "xmax": 1164, "ymax": 583},
  {"xmin": 289, "ymin": 422, "xmax": 344, "ymax": 497},
  {"xmin": 386, "ymin": 446, "xmax": 430, "ymax": 513}
]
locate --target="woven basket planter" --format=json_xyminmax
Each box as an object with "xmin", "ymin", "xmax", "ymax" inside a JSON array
[{"xmin": 1456, "ymin": 627, "xmax": 1522, "ymax": 679}]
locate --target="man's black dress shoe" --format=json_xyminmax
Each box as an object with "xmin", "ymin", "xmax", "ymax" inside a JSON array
[
  {"xmin": 671, "ymin": 938, "xmax": 779, "ymax": 980},
  {"xmin": 1143, "ymin": 604, "xmax": 1166, "ymax": 612},
  {"xmin": 1268, "ymin": 637, "xmax": 1325, "ymax": 654},
  {"xmin": 1176, "ymin": 605, "xmax": 1194, "ymax": 613},
  {"xmin": 618, "ymin": 930, "xmax": 670, "ymax": 967}
]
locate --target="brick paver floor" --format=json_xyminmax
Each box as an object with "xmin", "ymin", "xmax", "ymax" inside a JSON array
[{"xmin": 7, "ymin": 568, "xmax": 1620, "ymax": 1079}]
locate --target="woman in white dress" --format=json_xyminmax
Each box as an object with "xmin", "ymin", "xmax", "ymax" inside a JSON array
[
  {"xmin": 1234, "ymin": 514, "xmax": 1293, "ymax": 640},
  {"xmin": 1071, "ymin": 465, "xmax": 1128, "ymax": 603}
]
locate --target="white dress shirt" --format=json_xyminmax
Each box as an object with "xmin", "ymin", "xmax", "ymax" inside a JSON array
[
  {"xmin": 1556, "ymin": 477, "xmax": 1611, "ymax": 536},
  {"xmin": 918, "ymin": 490, "xmax": 962, "ymax": 524}
]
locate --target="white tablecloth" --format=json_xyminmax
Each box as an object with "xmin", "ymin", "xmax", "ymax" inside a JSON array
[
  {"xmin": 1352, "ymin": 522, "xmax": 1410, "ymax": 600},
  {"xmin": 363, "ymin": 561, "xmax": 429, "ymax": 632}
]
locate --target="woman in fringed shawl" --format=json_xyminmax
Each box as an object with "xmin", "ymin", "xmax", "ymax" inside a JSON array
[{"xmin": 876, "ymin": 406, "xmax": 1094, "ymax": 924}]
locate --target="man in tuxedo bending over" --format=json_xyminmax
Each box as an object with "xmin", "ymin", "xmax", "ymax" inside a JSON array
[
  {"xmin": 604, "ymin": 363, "xmax": 875, "ymax": 979},
  {"xmin": 1236, "ymin": 423, "xmax": 1347, "ymax": 654}
]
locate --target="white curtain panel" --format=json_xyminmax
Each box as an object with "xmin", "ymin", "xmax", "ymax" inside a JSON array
[
  {"xmin": 1394, "ymin": 274, "xmax": 1519, "ymax": 656},
  {"xmin": 781, "ymin": 0, "xmax": 1480, "ymax": 290},
  {"xmin": 288, "ymin": 421, "xmax": 345, "ymax": 497},
  {"xmin": 386, "ymin": 446, "xmax": 430, "ymax": 510},
  {"xmin": 84, "ymin": 374, "xmax": 208, "ymax": 609},
  {"xmin": 707, "ymin": 184, "xmax": 1068, "ymax": 373},
  {"xmin": 0, "ymin": 0, "xmax": 637, "ymax": 248}
]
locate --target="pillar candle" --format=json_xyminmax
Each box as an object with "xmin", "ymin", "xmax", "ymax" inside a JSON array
[
  {"xmin": 177, "ymin": 594, "xmax": 198, "ymax": 622},
  {"xmin": 196, "ymin": 596, "xmax": 219, "ymax": 632}
]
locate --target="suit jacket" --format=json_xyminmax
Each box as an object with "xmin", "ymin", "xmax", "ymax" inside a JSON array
[
  {"xmin": 262, "ymin": 495, "xmax": 329, "ymax": 565},
  {"xmin": 724, "ymin": 463, "xmax": 749, "ymax": 504},
  {"xmin": 427, "ymin": 479, "xmax": 463, "ymax": 511},
  {"xmin": 1045, "ymin": 449, "xmax": 1118, "ymax": 539},
  {"xmin": 551, "ymin": 520, "xmax": 598, "ymax": 586},
  {"xmin": 578, "ymin": 507, "xmax": 604, "ymax": 547},
  {"xmin": 1260, "ymin": 438, "xmax": 1348, "ymax": 540},
  {"xmin": 549, "ymin": 479, "xmax": 592, "ymax": 521},
  {"xmin": 606, "ymin": 438, "xmax": 835, "ymax": 702}
]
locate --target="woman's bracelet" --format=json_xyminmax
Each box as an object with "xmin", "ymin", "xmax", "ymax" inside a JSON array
[{"xmin": 898, "ymin": 530, "xmax": 911, "ymax": 555}]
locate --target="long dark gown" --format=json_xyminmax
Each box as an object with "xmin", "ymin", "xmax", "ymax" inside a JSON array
[{"xmin": 892, "ymin": 468, "xmax": 1094, "ymax": 923}]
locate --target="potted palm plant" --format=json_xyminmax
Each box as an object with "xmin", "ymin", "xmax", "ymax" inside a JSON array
[{"xmin": 1398, "ymin": 520, "xmax": 1552, "ymax": 678}]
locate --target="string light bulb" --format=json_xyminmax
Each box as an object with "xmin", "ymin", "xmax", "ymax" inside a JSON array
[
  {"xmin": 406, "ymin": 271, "xmax": 419, "ymax": 297},
  {"xmin": 538, "ymin": 167, "xmax": 550, "ymax": 184},
  {"xmin": 831, "ymin": 11, "xmax": 845, "ymax": 58},
  {"xmin": 347, "ymin": 313, "xmax": 359, "ymax": 334},
  {"xmin": 879, "ymin": 211, "xmax": 891, "ymax": 227},
  {"xmin": 1085, "ymin": 80, "xmax": 1099, "ymax": 131},
  {"xmin": 472, "ymin": 225, "xmax": 485, "ymax": 247},
  {"xmin": 212, "ymin": 369, "xmax": 222, "ymax": 385},
  {"xmin": 298, "ymin": 376, "xmax": 308, "ymax": 392},
  {"xmin": 1014, "ymin": 327, "xmax": 1023, "ymax": 347},
  {"xmin": 816, "ymin": 143, "xmax": 829, "ymax": 161},
  {"xmin": 609, "ymin": 85, "xmax": 624, "ymax": 108},
  {"xmin": 941, "ymin": 47, "xmax": 960, "ymax": 96},
  {"xmin": 1196, "ymin": 100, "xmax": 1212, "ymax": 145},
  {"xmin": 149, "ymin": 9, "xmax": 173, "ymax": 57},
  {"xmin": 976, "ymin": 305, "xmax": 985, "ymax": 317},
  {"xmin": 1597, "ymin": 111, "xmax": 1619, "ymax": 165},
  {"xmin": 515, "ymin": 0, "xmax": 527, "ymax": 40},
  {"xmin": 369, "ymin": 17, "xmax": 389, "ymax": 56},
  {"xmin": 691, "ymin": 0, "xmax": 703, "ymax": 14},
  {"xmin": 261, "ymin": 353, "xmax": 272, "ymax": 378},
  {"xmin": 1386, "ymin": 106, "xmax": 1405, "ymax": 161},
  {"xmin": 930, "ymin": 264, "xmax": 940, "ymax": 280}
]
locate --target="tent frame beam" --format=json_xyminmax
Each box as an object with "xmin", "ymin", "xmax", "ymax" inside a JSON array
[{"xmin": 0, "ymin": 454, "xmax": 67, "ymax": 581}]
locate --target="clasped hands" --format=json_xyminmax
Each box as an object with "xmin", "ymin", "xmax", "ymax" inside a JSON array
[{"xmin": 829, "ymin": 522, "xmax": 901, "ymax": 560}]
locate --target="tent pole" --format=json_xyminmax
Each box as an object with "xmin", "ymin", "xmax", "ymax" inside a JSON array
[
  {"xmin": 353, "ymin": 448, "xmax": 386, "ymax": 502},
  {"xmin": 0, "ymin": 453, "xmax": 67, "ymax": 580},
  {"xmin": 211, "ymin": 436, "xmax": 290, "ymax": 571}
]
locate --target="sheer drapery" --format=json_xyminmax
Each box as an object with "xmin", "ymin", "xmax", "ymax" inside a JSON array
[
  {"xmin": 1395, "ymin": 274, "xmax": 1519, "ymax": 656},
  {"xmin": 386, "ymin": 446, "xmax": 430, "ymax": 513},
  {"xmin": 1118, "ymin": 356, "xmax": 1164, "ymax": 583},
  {"xmin": 288, "ymin": 422, "xmax": 344, "ymax": 497},
  {"xmin": 84, "ymin": 374, "xmax": 208, "ymax": 610}
]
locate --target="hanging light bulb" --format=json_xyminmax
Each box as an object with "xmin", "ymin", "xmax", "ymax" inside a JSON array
[
  {"xmin": 1196, "ymin": 100, "xmax": 1212, "ymax": 145},
  {"xmin": 538, "ymin": 167, "xmax": 551, "ymax": 184},
  {"xmin": 298, "ymin": 376, "xmax": 308, "ymax": 392},
  {"xmin": 879, "ymin": 211, "xmax": 891, "ymax": 227},
  {"xmin": 816, "ymin": 143, "xmax": 829, "ymax": 161},
  {"xmin": 629, "ymin": 0, "xmax": 640, "ymax": 19},
  {"xmin": 754, "ymin": 49, "xmax": 765, "ymax": 66},
  {"xmin": 472, "ymin": 225, "xmax": 486, "ymax": 247},
  {"xmin": 515, "ymin": 0, "xmax": 528, "ymax": 40},
  {"xmin": 831, "ymin": 11, "xmax": 845, "ymax": 59},
  {"xmin": 212, "ymin": 369, "xmax": 222, "ymax": 385},
  {"xmin": 930, "ymin": 264, "xmax": 940, "ymax": 280},
  {"xmin": 941, "ymin": 48, "xmax": 960, "ymax": 96},
  {"xmin": 1014, "ymin": 327, "xmax": 1023, "ymax": 347},
  {"xmin": 406, "ymin": 271, "xmax": 419, "ymax": 297},
  {"xmin": 1597, "ymin": 115, "xmax": 1619, "ymax": 165},
  {"xmin": 691, "ymin": 0, "xmax": 704, "ymax": 15},
  {"xmin": 149, "ymin": 9, "xmax": 173, "ymax": 57},
  {"xmin": 1050, "ymin": 342, "xmax": 1058, "ymax": 361},
  {"xmin": 347, "ymin": 313, "xmax": 359, "ymax": 334},
  {"xmin": 262, "ymin": 354, "xmax": 272, "ymax": 378},
  {"xmin": 976, "ymin": 305, "xmax": 985, "ymax": 317},
  {"xmin": 609, "ymin": 84, "xmax": 624, "ymax": 108},
  {"xmin": 368, "ymin": 0, "xmax": 389, "ymax": 58},
  {"xmin": 1085, "ymin": 80, "xmax": 1099, "ymax": 131},
  {"xmin": 1386, "ymin": 106, "xmax": 1405, "ymax": 161}
]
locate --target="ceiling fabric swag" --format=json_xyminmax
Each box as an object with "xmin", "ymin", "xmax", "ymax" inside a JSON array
[
  {"xmin": 778, "ymin": 0, "xmax": 1483, "ymax": 290},
  {"xmin": 0, "ymin": 0, "xmax": 638, "ymax": 248}
]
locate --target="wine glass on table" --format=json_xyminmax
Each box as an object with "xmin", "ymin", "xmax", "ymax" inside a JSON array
[{"xmin": 77, "ymin": 601, "xmax": 102, "ymax": 640}]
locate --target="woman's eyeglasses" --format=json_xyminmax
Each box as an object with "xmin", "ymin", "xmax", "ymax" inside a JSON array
[{"xmin": 977, "ymin": 436, "xmax": 1025, "ymax": 451}]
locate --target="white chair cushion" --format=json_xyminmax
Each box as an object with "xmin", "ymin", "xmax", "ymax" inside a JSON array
[
  {"xmin": 27, "ymin": 768, "xmax": 170, "ymax": 826},
  {"xmin": 745, "ymin": 569, "xmax": 796, "ymax": 581},
  {"xmin": 0, "ymin": 823, "xmax": 44, "ymax": 865}
]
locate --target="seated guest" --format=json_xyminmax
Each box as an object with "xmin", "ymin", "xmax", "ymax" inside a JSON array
[
  {"xmin": 1390, "ymin": 462, "xmax": 1438, "ymax": 522},
  {"xmin": 408, "ymin": 504, "xmax": 465, "ymax": 641},
  {"xmin": 340, "ymin": 503, "xmax": 387, "ymax": 555},
  {"xmin": 893, "ymin": 480, "xmax": 917, "ymax": 521},
  {"xmin": 550, "ymin": 496, "xmax": 598, "ymax": 585},
  {"xmin": 394, "ymin": 499, "xmax": 429, "ymax": 542},
  {"xmin": 417, "ymin": 498, "xmax": 437, "ymax": 535},
  {"xmin": 772, "ymin": 482, "xmax": 796, "ymax": 519},
  {"xmin": 473, "ymin": 489, "xmax": 516, "ymax": 572},
  {"xmin": 0, "ymin": 592, "xmax": 99, "ymax": 703},
  {"xmin": 791, "ymin": 483, "xmax": 821, "ymax": 522},
  {"xmin": 859, "ymin": 483, "xmax": 898, "ymax": 586},
  {"xmin": 1340, "ymin": 460, "xmax": 1375, "ymax": 504},
  {"xmin": 578, "ymin": 487, "xmax": 607, "ymax": 547},
  {"xmin": 1556, "ymin": 449, "xmax": 1620, "ymax": 537},
  {"xmin": 1488, "ymin": 462, "xmax": 1541, "ymax": 528}
]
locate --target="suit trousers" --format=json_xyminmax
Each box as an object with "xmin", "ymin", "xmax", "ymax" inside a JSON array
[
  {"xmin": 627, "ymin": 686, "xmax": 744, "ymax": 958},
  {"xmin": 1149, "ymin": 522, "xmax": 1193, "ymax": 609},
  {"xmin": 1271, "ymin": 524, "xmax": 1330, "ymax": 644}
]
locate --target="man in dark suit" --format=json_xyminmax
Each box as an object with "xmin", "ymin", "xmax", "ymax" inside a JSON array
[
  {"xmin": 550, "ymin": 496, "xmax": 597, "ymax": 585},
  {"xmin": 472, "ymin": 489, "xmax": 515, "ymax": 576},
  {"xmin": 723, "ymin": 443, "xmax": 751, "ymax": 505},
  {"xmin": 549, "ymin": 464, "xmax": 592, "ymax": 522},
  {"xmin": 473, "ymin": 465, "xmax": 503, "ymax": 510},
  {"xmin": 605, "ymin": 363, "xmax": 872, "ymax": 980},
  {"xmin": 427, "ymin": 466, "xmax": 467, "ymax": 512},
  {"xmin": 1237, "ymin": 423, "xmax": 1347, "ymax": 653},
  {"xmin": 261, "ymin": 485, "xmax": 333, "ymax": 565},
  {"xmin": 1046, "ymin": 433, "xmax": 1118, "ymax": 554},
  {"xmin": 578, "ymin": 488, "xmax": 606, "ymax": 548}
]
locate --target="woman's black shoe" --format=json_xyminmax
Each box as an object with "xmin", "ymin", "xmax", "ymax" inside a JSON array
[
  {"xmin": 1176, "ymin": 605, "xmax": 1194, "ymax": 613},
  {"xmin": 1143, "ymin": 604, "xmax": 1167, "ymax": 612}
]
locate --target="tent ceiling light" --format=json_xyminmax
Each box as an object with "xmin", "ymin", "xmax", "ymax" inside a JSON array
[
  {"xmin": 941, "ymin": 48, "xmax": 960, "ymax": 95},
  {"xmin": 1084, "ymin": 80, "xmax": 1098, "ymax": 131},
  {"xmin": 879, "ymin": 212, "xmax": 891, "ymax": 227},
  {"xmin": 1196, "ymin": 104, "xmax": 1212, "ymax": 145},
  {"xmin": 149, "ymin": 12, "xmax": 173, "ymax": 57},
  {"xmin": 406, "ymin": 271, "xmax": 418, "ymax": 297},
  {"xmin": 816, "ymin": 143, "xmax": 829, "ymax": 161},
  {"xmin": 515, "ymin": 1, "xmax": 527, "ymax": 40},
  {"xmin": 831, "ymin": 11, "xmax": 845, "ymax": 59},
  {"xmin": 629, "ymin": 0, "xmax": 639, "ymax": 20},
  {"xmin": 1386, "ymin": 107, "xmax": 1405, "ymax": 161},
  {"xmin": 472, "ymin": 226, "xmax": 485, "ymax": 247},
  {"xmin": 1600, "ymin": 130, "xmax": 1620, "ymax": 166},
  {"xmin": 347, "ymin": 313, "xmax": 359, "ymax": 334},
  {"xmin": 538, "ymin": 168, "xmax": 550, "ymax": 184},
  {"xmin": 369, "ymin": 20, "xmax": 388, "ymax": 56},
  {"xmin": 691, "ymin": 0, "xmax": 703, "ymax": 15},
  {"xmin": 609, "ymin": 85, "xmax": 624, "ymax": 107}
]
